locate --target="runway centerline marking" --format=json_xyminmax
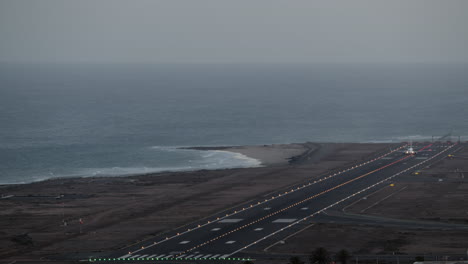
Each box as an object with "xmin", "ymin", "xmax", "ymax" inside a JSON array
[
  {"xmin": 218, "ymin": 219, "xmax": 243, "ymax": 223},
  {"xmin": 272, "ymin": 218, "xmax": 297, "ymax": 223},
  {"xmin": 179, "ymin": 241, "xmax": 190, "ymax": 244}
]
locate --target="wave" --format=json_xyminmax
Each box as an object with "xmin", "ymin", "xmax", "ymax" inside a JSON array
[
  {"xmin": 1, "ymin": 146, "xmax": 263, "ymax": 184},
  {"xmin": 78, "ymin": 149, "xmax": 261, "ymax": 177}
]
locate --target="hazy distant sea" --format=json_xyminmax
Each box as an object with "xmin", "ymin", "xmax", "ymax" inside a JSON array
[{"xmin": 1, "ymin": 63, "xmax": 467, "ymax": 184}]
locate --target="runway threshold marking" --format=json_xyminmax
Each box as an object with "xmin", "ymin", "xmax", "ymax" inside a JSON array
[
  {"xmin": 176, "ymin": 146, "xmax": 420, "ymax": 257},
  {"xmin": 226, "ymin": 143, "xmax": 456, "ymax": 257},
  {"xmin": 125, "ymin": 144, "xmax": 408, "ymax": 256}
]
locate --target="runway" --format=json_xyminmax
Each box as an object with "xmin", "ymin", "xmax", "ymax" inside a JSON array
[{"xmin": 90, "ymin": 142, "xmax": 461, "ymax": 263}]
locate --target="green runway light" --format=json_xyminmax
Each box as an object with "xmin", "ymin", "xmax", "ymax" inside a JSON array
[{"xmin": 88, "ymin": 256, "xmax": 253, "ymax": 262}]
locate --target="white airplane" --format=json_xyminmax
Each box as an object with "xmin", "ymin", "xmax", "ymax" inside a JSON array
[
  {"xmin": 403, "ymin": 140, "xmax": 416, "ymax": 155},
  {"xmin": 404, "ymin": 145, "xmax": 416, "ymax": 155}
]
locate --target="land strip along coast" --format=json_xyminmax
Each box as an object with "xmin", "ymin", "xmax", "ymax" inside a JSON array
[
  {"xmin": 1, "ymin": 141, "xmax": 467, "ymax": 263},
  {"xmin": 0, "ymin": 142, "xmax": 388, "ymax": 260}
]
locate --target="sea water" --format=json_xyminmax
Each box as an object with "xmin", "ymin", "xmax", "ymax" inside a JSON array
[{"xmin": 1, "ymin": 63, "xmax": 467, "ymax": 184}]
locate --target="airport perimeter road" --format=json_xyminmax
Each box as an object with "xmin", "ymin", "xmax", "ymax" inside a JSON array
[{"xmin": 92, "ymin": 142, "xmax": 461, "ymax": 262}]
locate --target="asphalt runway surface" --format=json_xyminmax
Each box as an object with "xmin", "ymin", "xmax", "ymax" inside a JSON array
[{"xmin": 90, "ymin": 142, "xmax": 462, "ymax": 263}]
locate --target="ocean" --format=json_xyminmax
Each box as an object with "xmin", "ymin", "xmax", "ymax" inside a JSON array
[{"xmin": 1, "ymin": 63, "xmax": 467, "ymax": 184}]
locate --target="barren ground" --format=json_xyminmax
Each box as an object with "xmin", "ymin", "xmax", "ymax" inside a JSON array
[{"xmin": 0, "ymin": 143, "xmax": 390, "ymax": 262}]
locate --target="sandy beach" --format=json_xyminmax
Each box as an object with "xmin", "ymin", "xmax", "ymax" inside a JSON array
[{"xmin": 186, "ymin": 143, "xmax": 311, "ymax": 166}]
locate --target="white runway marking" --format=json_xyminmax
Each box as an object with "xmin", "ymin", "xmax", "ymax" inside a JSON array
[
  {"xmin": 211, "ymin": 254, "xmax": 221, "ymax": 258},
  {"xmin": 203, "ymin": 254, "xmax": 212, "ymax": 258},
  {"xmin": 147, "ymin": 254, "xmax": 157, "ymax": 258},
  {"xmin": 131, "ymin": 254, "xmax": 141, "ymax": 258},
  {"xmin": 119, "ymin": 254, "xmax": 131, "ymax": 258},
  {"xmin": 193, "ymin": 254, "xmax": 204, "ymax": 258},
  {"xmin": 272, "ymin": 218, "xmax": 297, "ymax": 223},
  {"xmin": 220, "ymin": 254, "xmax": 231, "ymax": 258},
  {"xmin": 218, "ymin": 218, "xmax": 243, "ymax": 223},
  {"xmin": 166, "ymin": 255, "xmax": 173, "ymax": 258},
  {"xmin": 264, "ymin": 207, "xmax": 271, "ymax": 210},
  {"xmin": 225, "ymin": 240, "xmax": 236, "ymax": 244},
  {"xmin": 301, "ymin": 207, "xmax": 308, "ymax": 210},
  {"xmin": 179, "ymin": 240, "xmax": 190, "ymax": 244},
  {"xmin": 139, "ymin": 254, "xmax": 148, "ymax": 258},
  {"xmin": 185, "ymin": 254, "xmax": 195, "ymax": 258},
  {"xmin": 254, "ymin": 227, "xmax": 263, "ymax": 231},
  {"xmin": 211, "ymin": 227, "xmax": 221, "ymax": 231}
]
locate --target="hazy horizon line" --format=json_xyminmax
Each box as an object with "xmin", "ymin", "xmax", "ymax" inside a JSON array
[{"xmin": 2, "ymin": 61, "xmax": 468, "ymax": 66}]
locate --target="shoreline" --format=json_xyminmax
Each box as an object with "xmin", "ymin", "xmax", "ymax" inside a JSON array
[
  {"xmin": 0, "ymin": 145, "xmax": 273, "ymax": 186},
  {"xmin": 0, "ymin": 143, "xmax": 309, "ymax": 186},
  {"xmin": 184, "ymin": 143, "xmax": 310, "ymax": 166},
  {"xmin": 0, "ymin": 142, "xmax": 399, "ymax": 261}
]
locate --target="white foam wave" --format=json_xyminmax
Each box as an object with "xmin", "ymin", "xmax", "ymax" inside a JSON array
[
  {"xmin": 75, "ymin": 148, "xmax": 261, "ymax": 178},
  {"xmin": 1, "ymin": 146, "xmax": 263, "ymax": 184},
  {"xmin": 78, "ymin": 166, "xmax": 191, "ymax": 177}
]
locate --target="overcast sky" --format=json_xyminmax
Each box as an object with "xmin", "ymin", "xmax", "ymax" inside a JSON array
[{"xmin": 1, "ymin": 0, "xmax": 467, "ymax": 64}]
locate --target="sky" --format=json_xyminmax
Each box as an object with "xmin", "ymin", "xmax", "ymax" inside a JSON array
[{"xmin": 1, "ymin": 0, "xmax": 467, "ymax": 64}]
